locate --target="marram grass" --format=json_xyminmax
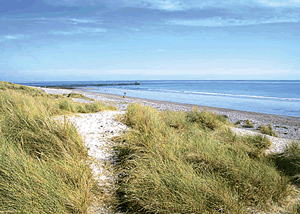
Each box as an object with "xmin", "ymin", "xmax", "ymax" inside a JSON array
[
  {"xmin": 113, "ymin": 104, "xmax": 299, "ymax": 213},
  {"xmin": 0, "ymin": 82, "xmax": 116, "ymax": 213},
  {"xmin": 258, "ymin": 124, "xmax": 278, "ymax": 137}
]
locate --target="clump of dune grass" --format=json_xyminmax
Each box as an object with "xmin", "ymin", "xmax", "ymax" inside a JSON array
[
  {"xmin": 0, "ymin": 81, "xmax": 44, "ymax": 95},
  {"xmin": 113, "ymin": 104, "xmax": 292, "ymax": 213},
  {"xmin": 56, "ymin": 98, "xmax": 116, "ymax": 114},
  {"xmin": 242, "ymin": 119, "xmax": 254, "ymax": 128},
  {"xmin": 186, "ymin": 107, "xmax": 228, "ymax": 130},
  {"xmin": 258, "ymin": 124, "xmax": 278, "ymax": 137},
  {"xmin": 270, "ymin": 142, "xmax": 300, "ymax": 187},
  {"xmin": 292, "ymin": 202, "xmax": 300, "ymax": 213},
  {"xmin": 66, "ymin": 92, "xmax": 95, "ymax": 101},
  {"xmin": 0, "ymin": 84, "xmax": 116, "ymax": 213},
  {"xmin": 234, "ymin": 120, "xmax": 241, "ymax": 125},
  {"xmin": 0, "ymin": 81, "xmax": 96, "ymax": 102}
]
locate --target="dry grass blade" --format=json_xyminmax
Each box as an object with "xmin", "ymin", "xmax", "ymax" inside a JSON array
[
  {"xmin": 0, "ymin": 82, "xmax": 116, "ymax": 213},
  {"xmin": 113, "ymin": 104, "xmax": 298, "ymax": 213}
]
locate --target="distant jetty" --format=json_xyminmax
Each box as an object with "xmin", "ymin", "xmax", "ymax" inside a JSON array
[{"xmin": 39, "ymin": 81, "xmax": 141, "ymax": 89}]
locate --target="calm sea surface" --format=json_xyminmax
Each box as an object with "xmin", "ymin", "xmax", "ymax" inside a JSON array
[{"xmin": 23, "ymin": 80, "xmax": 300, "ymax": 117}]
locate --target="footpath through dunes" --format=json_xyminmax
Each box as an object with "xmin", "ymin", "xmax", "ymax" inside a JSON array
[{"xmin": 56, "ymin": 111, "xmax": 127, "ymax": 213}]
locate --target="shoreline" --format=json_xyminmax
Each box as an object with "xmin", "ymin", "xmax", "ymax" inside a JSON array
[{"xmin": 40, "ymin": 87, "xmax": 300, "ymax": 140}]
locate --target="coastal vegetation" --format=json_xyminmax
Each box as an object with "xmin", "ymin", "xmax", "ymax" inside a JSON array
[
  {"xmin": 242, "ymin": 119, "xmax": 255, "ymax": 128},
  {"xmin": 66, "ymin": 92, "xmax": 95, "ymax": 101},
  {"xmin": 258, "ymin": 124, "xmax": 278, "ymax": 137},
  {"xmin": 114, "ymin": 104, "xmax": 300, "ymax": 213},
  {"xmin": 271, "ymin": 142, "xmax": 300, "ymax": 187},
  {"xmin": 0, "ymin": 81, "xmax": 115, "ymax": 213},
  {"xmin": 1, "ymin": 81, "xmax": 299, "ymax": 213}
]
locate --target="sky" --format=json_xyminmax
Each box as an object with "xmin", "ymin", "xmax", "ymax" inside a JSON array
[{"xmin": 0, "ymin": 0, "xmax": 300, "ymax": 82}]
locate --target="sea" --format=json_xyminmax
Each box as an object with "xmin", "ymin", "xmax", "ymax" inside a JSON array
[{"xmin": 22, "ymin": 80, "xmax": 300, "ymax": 117}]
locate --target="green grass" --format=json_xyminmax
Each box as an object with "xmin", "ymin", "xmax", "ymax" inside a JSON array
[
  {"xmin": 0, "ymin": 81, "xmax": 96, "ymax": 102},
  {"xmin": 0, "ymin": 82, "xmax": 116, "ymax": 213},
  {"xmin": 242, "ymin": 119, "xmax": 254, "ymax": 128},
  {"xmin": 234, "ymin": 120, "xmax": 241, "ymax": 125},
  {"xmin": 258, "ymin": 124, "xmax": 278, "ymax": 137},
  {"xmin": 56, "ymin": 98, "xmax": 116, "ymax": 114},
  {"xmin": 0, "ymin": 81, "xmax": 44, "ymax": 95},
  {"xmin": 270, "ymin": 142, "xmax": 300, "ymax": 187},
  {"xmin": 66, "ymin": 92, "xmax": 95, "ymax": 101},
  {"xmin": 2, "ymin": 82, "xmax": 299, "ymax": 213},
  {"xmin": 113, "ymin": 104, "xmax": 297, "ymax": 213}
]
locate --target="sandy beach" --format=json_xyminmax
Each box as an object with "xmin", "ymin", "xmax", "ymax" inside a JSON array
[{"xmin": 42, "ymin": 87, "xmax": 300, "ymax": 141}]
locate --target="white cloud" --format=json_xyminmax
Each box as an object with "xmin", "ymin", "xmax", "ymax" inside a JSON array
[
  {"xmin": 167, "ymin": 16, "xmax": 300, "ymax": 27},
  {"xmin": 257, "ymin": 0, "xmax": 300, "ymax": 7},
  {"xmin": 117, "ymin": 0, "xmax": 219, "ymax": 11},
  {"xmin": 69, "ymin": 18, "xmax": 102, "ymax": 25},
  {"xmin": 44, "ymin": 0, "xmax": 82, "ymax": 6},
  {"xmin": 50, "ymin": 27, "xmax": 107, "ymax": 35},
  {"xmin": 44, "ymin": 0, "xmax": 300, "ymax": 11},
  {"xmin": 0, "ymin": 34, "xmax": 26, "ymax": 42},
  {"xmin": 44, "ymin": 0, "xmax": 243, "ymax": 10},
  {"xmin": 80, "ymin": 27, "xmax": 107, "ymax": 33},
  {"xmin": 129, "ymin": 28, "xmax": 141, "ymax": 32},
  {"xmin": 142, "ymin": 0, "xmax": 185, "ymax": 11},
  {"xmin": 127, "ymin": 0, "xmax": 300, "ymax": 10},
  {"xmin": 4, "ymin": 35, "xmax": 19, "ymax": 40},
  {"xmin": 50, "ymin": 31, "xmax": 75, "ymax": 35},
  {"xmin": 1, "ymin": 17, "xmax": 102, "ymax": 25}
]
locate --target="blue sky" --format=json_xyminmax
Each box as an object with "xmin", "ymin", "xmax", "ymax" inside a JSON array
[{"xmin": 1, "ymin": 0, "xmax": 300, "ymax": 82}]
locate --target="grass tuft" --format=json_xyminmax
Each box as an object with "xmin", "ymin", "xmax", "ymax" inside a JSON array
[
  {"xmin": 258, "ymin": 124, "xmax": 278, "ymax": 137},
  {"xmin": 186, "ymin": 107, "xmax": 228, "ymax": 130},
  {"xmin": 242, "ymin": 119, "xmax": 254, "ymax": 128},
  {"xmin": 270, "ymin": 142, "xmax": 300, "ymax": 187},
  {"xmin": 66, "ymin": 92, "xmax": 95, "ymax": 101},
  {"xmin": 113, "ymin": 104, "xmax": 292, "ymax": 213},
  {"xmin": 0, "ymin": 81, "xmax": 44, "ymax": 95},
  {"xmin": 0, "ymin": 81, "xmax": 116, "ymax": 213}
]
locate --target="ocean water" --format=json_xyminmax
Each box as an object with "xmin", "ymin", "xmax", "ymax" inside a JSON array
[{"xmin": 23, "ymin": 80, "xmax": 300, "ymax": 117}]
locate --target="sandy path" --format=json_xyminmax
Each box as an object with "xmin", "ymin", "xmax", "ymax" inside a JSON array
[{"xmin": 61, "ymin": 111, "xmax": 127, "ymax": 213}]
